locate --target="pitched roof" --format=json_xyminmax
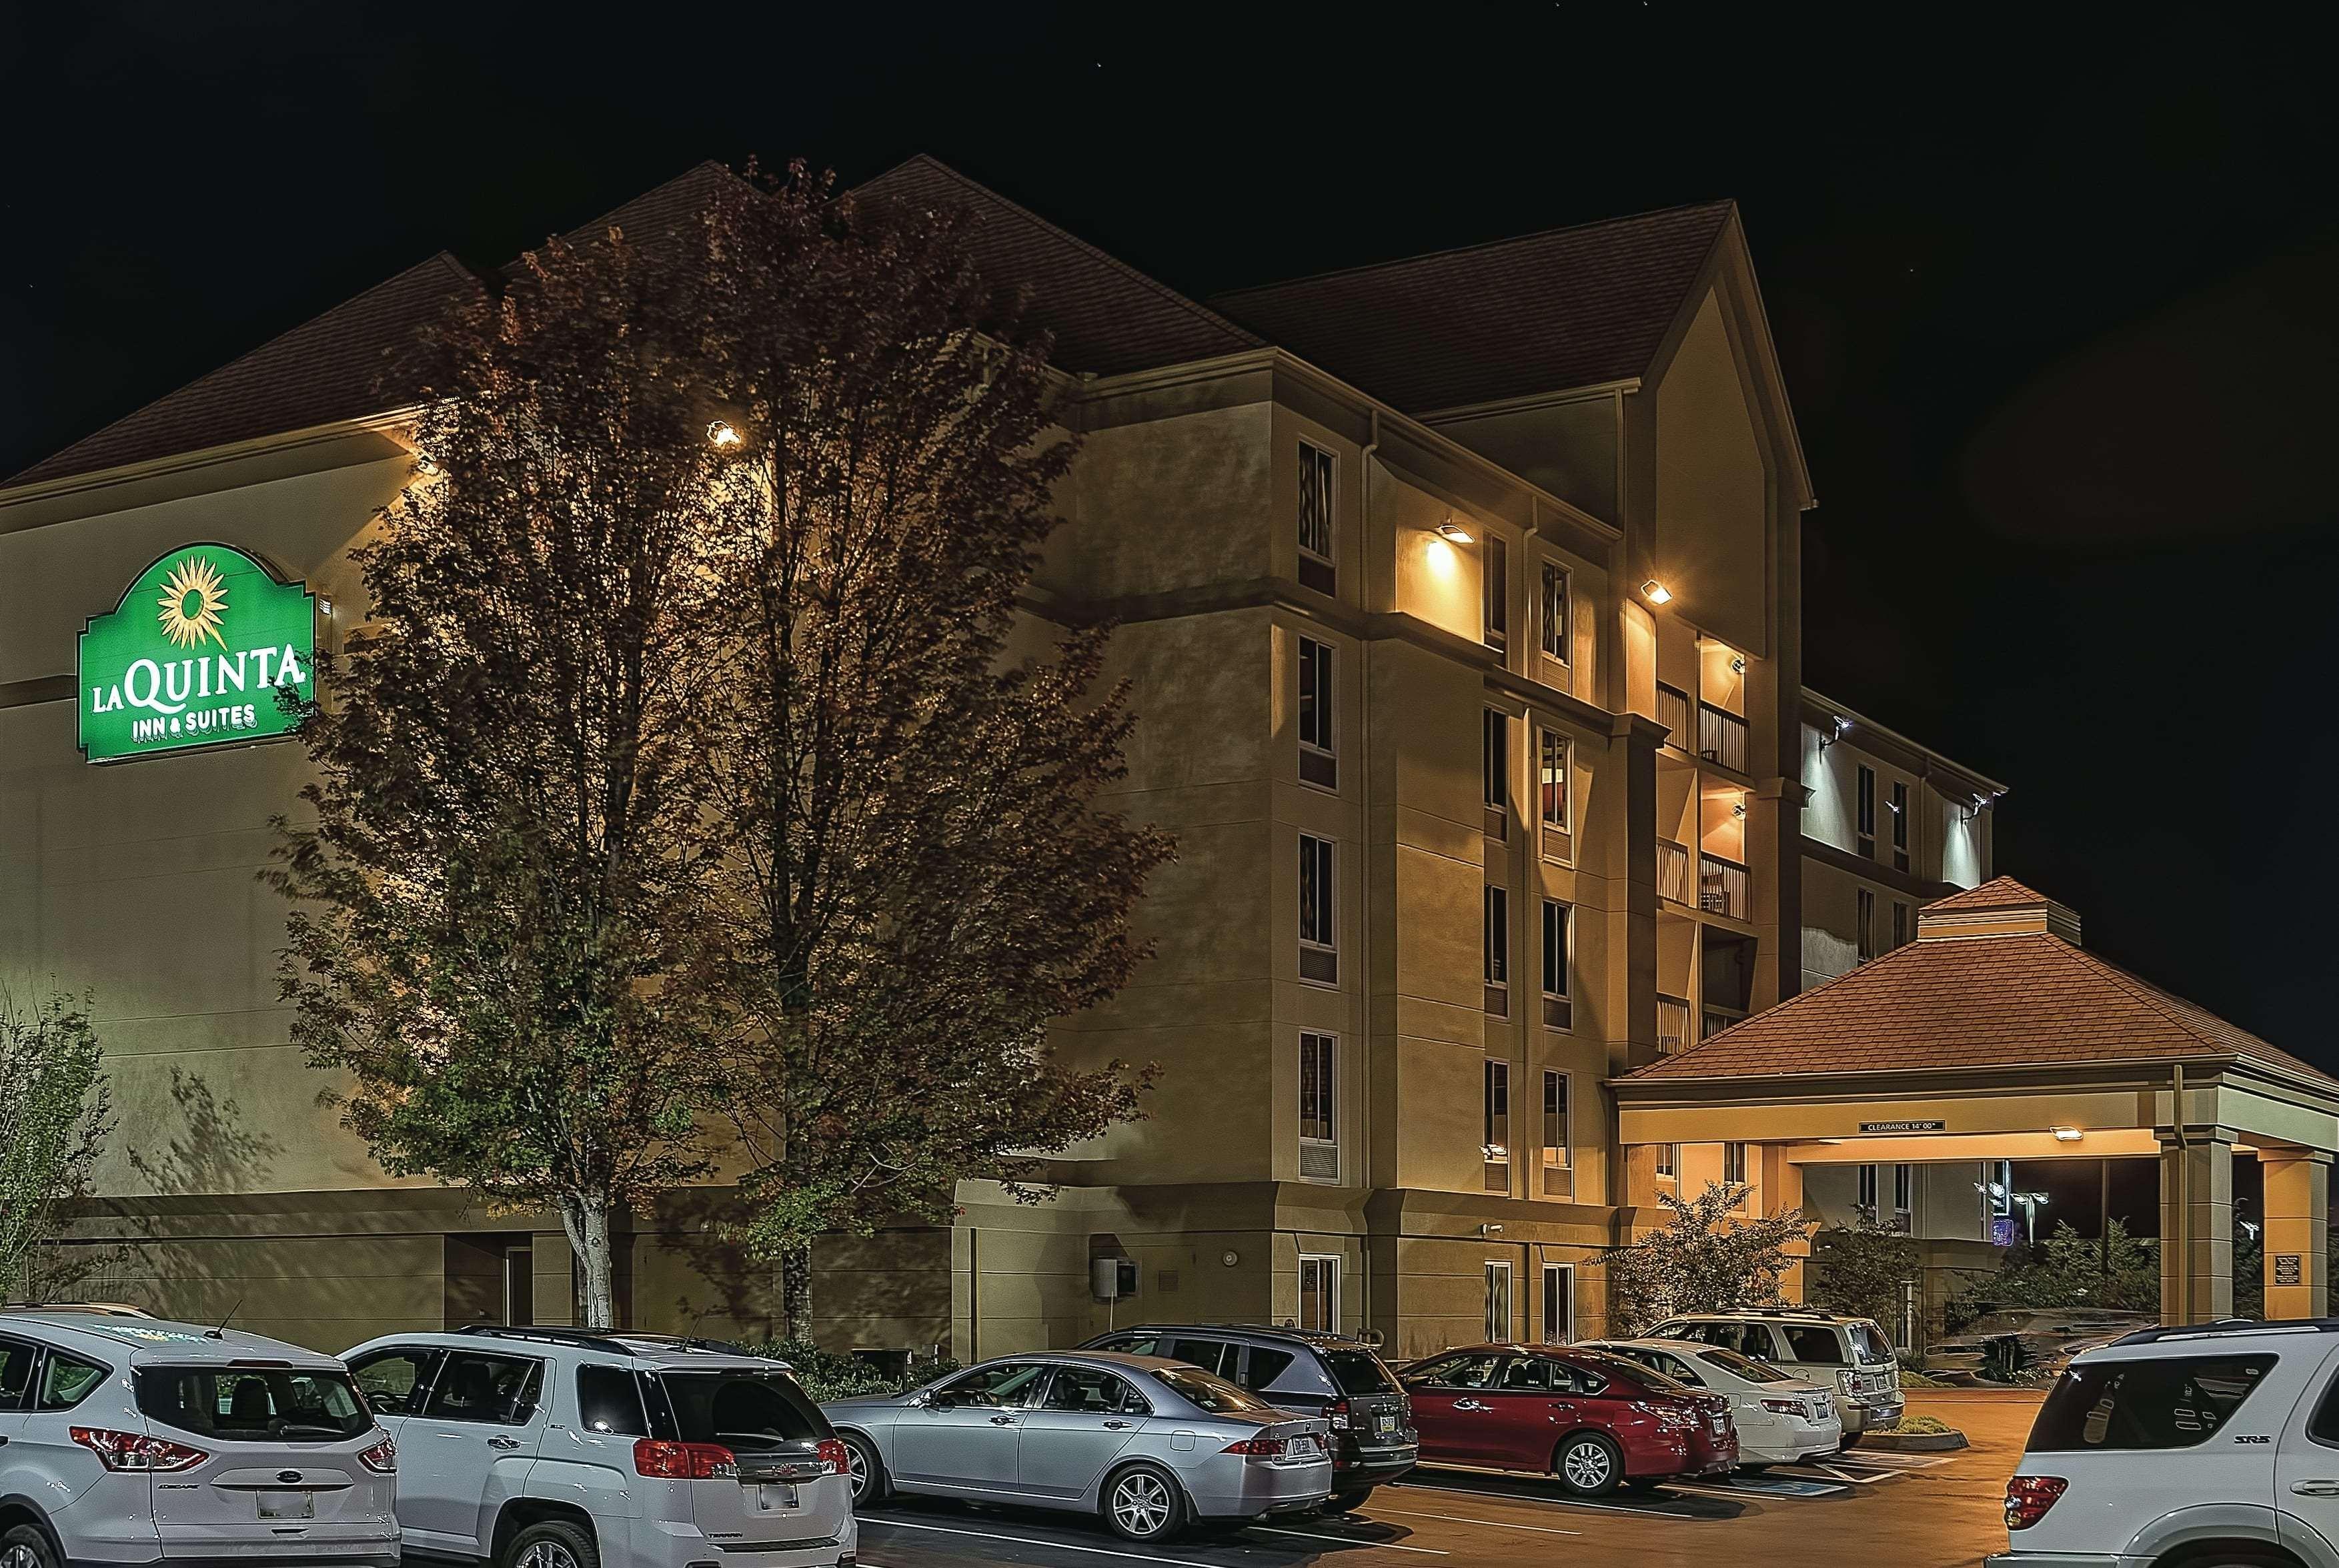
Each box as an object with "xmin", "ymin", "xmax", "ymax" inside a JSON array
[
  {"xmin": 1209, "ymin": 200, "xmax": 1735, "ymax": 413},
  {"xmin": 1623, "ymin": 921, "xmax": 2336, "ymax": 1089},
  {"xmin": 1921, "ymin": 875, "xmax": 2052, "ymax": 913},
  {"xmin": 849, "ymin": 155, "xmax": 1262, "ymax": 376},
  {"xmin": 10, "ymin": 253, "xmax": 485, "ymax": 488}
]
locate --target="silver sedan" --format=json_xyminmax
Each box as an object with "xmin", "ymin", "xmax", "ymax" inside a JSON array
[{"xmin": 824, "ymin": 1351, "xmax": 1334, "ymax": 1543}]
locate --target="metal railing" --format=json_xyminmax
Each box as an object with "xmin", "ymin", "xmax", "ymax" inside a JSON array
[
  {"xmin": 1699, "ymin": 852, "xmax": 1749, "ymax": 920},
  {"xmin": 1657, "ymin": 994, "xmax": 1692, "ymax": 1053},
  {"xmin": 1657, "ymin": 838, "xmax": 1691, "ymax": 904},
  {"xmin": 1703, "ymin": 1006, "xmax": 1746, "ymax": 1040},
  {"xmin": 1656, "ymin": 682, "xmax": 1691, "ymax": 748},
  {"xmin": 1698, "ymin": 702, "xmax": 1748, "ymax": 772}
]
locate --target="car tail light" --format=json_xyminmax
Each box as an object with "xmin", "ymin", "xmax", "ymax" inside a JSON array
[
  {"xmin": 2004, "ymin": 1475, "xmax": 2068, "ymax": 1530},
  {"xmin": 1325, "ymin": 1398, "xmax": 1352, "ymax": 1431},
  {"xmin": 815, "ymin": 1438, "xmax": 850, "ymax": 1477},
  {"xmin": 1224, "ymin": 1437, "xmax": 1291, "ymax": 1458},
  {"xmin": 1760, "ymin": 1399, "xmax": 1806, "ymax": 1416},
  {"xmin": 71, "ymin": 1428, "xmax": 208, "ymax": 1472},
  {"xmin": 357, "ymin": 1435, "xmax": 398, "ymax": 1474},
  {"xmin": 634, "ymin": 1439, "xmax": 739, "ymax": 1479},
  {"xmin": 1630, "ymin": 1400, "xmax": 1697, "ymax": 1432}
]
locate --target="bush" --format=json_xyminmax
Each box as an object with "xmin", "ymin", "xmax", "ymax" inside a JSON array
[
  {"xmin": 1875, "ymin": 1414, "xmax": 1956, "ymax": 1436},
  {"xmin": 747, "ymin": 1339, "xmax": 960, "ymax": 1404}
]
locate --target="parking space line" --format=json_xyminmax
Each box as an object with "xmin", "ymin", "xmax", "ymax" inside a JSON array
[
  {"xmin": 857, "ymin": 1515, "xmax": 1203, "ymax": 1565},
  {"xmin": 1369, "ymin": 1505, "xmax": 1583, "ymax": 1537},
  {"xmin": 1390, "ymin": 1478, "xmax": 1689, "ymax": 1518},
  {"xmin": 1250, "ymin": 1525, "xmax": 1450, "ymax": 1554}
]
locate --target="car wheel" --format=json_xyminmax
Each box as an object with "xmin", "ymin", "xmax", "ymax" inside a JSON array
[
  {"xmin": 1327, "ymin": 1486, "xmax": 1377, "ymax": 1514},
  {"xmin": 1, "ymin": 1525, "xmax": 61, "ymax": 1568},
  {"xmin": 1102, "ymin": 1463, "xmax": 1188, "ymax": 1543},
  {"xmin": 1836, "ymin": 1431, "xmax": 1862, "ymax": 1451},
  {"xmin": 842, "ymin": 1431, "xmax": 890, "ymax": 1507},
  {"xmin": 1553, "ymin": 1433, "xmax": 1625, "ymax": 1497},
  {"xmin": 504, "ymin": 1518, "xmax": 598, "ymax": 1568}
]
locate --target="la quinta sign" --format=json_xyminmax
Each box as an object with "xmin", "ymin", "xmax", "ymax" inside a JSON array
[{"xmin": 78, "ymin": 544, "xmax": 316, "ymax": 764}]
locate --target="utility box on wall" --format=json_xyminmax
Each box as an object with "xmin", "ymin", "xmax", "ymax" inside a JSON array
[{"xmin": 1091, "ymin": 1257, "xmax": 1138, "ymax": 1303}]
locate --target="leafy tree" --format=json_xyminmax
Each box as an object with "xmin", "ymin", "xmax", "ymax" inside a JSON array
[
  {"xmin": 1607, "ymin": 1182, "xmax": 1817, "ymax": 1334},
  {"xmin": 689, "ymin": 168, "xmax": 1174, "ymax": 1339},
  {"xmin": 0, "ymin": 990, "xmax": 113, "ymax": 1301},
  {"xmin": 1956, "ymin": 1219, "xmax": 2162, "ymax": 1318},
  {"xmin": 269, "ymin": 224, "xmax": 732, "ymax": 1328},
  {"xmin": 1807, "ymin": 1210, "xmax": 1923, "ymax": 1335}
]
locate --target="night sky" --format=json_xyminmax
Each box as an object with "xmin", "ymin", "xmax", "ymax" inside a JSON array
[{"xmin": 6, "ymin": 9, "xmax": 2333, "ymax": 1064}]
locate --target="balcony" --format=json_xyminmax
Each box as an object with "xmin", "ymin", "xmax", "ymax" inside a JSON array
[
  {"xmin": 1656, "ymin": 681, "xmax": 1691, "ymax": 749},
  {"xmin": 1702, "ymin": 1004, "xmax": 1747, "ymax": 1040},
  {"xmin": 1697, "ymin": 702, "xmax": 1747, "ymax": 773},
  {"xmin": 1699, "ymin": 852, "xmax": 1749, "ymax": 920},
  {"xmin": 1657, "ymin": 838, "xmax": 1691, "ymax": 904},
  {"xmin": 1657, "ymin": 994, "xmax": 1691, "ymax": 1053}
]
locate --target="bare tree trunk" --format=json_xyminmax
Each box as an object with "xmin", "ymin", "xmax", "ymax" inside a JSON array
[
  {"xmin": 561, "ymin": 1194, "xmax": 618, "ymax": 1330},
  {"xmin": 779, "ymin": 1239, "xmax": 814, "ymax": 1345}
]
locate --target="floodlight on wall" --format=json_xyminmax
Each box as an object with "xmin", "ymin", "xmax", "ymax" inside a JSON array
[
  {"xmin": 1435, "ymin": 518, "xmax": 1474, "ymax": 544},
  {"xmin": 706, "ymin": 420, "xmax": 744, "ymax": 449},
  {"xmin": 1640, "ymin": 579, "xmax": 1673, "ymax": 605},
  {"xmin": 1817, "ymin": 714, "xmax": 1850, "ymax": 752}
]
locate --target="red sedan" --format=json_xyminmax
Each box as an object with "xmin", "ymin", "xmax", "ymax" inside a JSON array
[{"xmin": 1399, "ymin": 1345, "xmax": 1735, "ymax": 1497}]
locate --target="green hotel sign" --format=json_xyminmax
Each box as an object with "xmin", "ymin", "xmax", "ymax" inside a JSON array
[{"xmin": 78, "ymin": 544, "xmax": 316, "ymax": 764}]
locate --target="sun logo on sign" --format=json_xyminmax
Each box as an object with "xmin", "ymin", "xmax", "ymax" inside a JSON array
[{"xmin": 157, "ymin": 555, "xmax": 231, "ymax": 650}]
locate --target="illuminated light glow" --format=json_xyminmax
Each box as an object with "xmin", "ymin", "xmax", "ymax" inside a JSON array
[
  {"xmin": 2051, "ymin": 1126, "xmax": 2084, "ymax": 1142},
  {"xmin": 1424, "ymin": 538, "xmax": 1461, "ymax": 578},
  {"xmin": 1435, "ymin": 519, "xmax": 1473, "ymax": 544},
  {"xmin": 1641, "ymin": 579, "xmax": 1673, "ymax": 605},
  {"xmin": 706, "ymin": 420, "xmax": 743, "ymax": 449}
]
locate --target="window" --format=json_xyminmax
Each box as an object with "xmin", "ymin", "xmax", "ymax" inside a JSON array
[
  {"xmin": 1857, "ymin": 888, "xmax": 1877, "ymax": 962},
  {"xmin": 1499, "ymin": 1355, "xmax": 1559, "ymax": 1390},
  {"xmin": 137, "ymin": 1366, "xmax": 375, "ymax": 1443},
  {"xmin": 1042, "ymin": 1367, "xmax": 1145, "ymax": 1415},
  {"xmin": 934, "ymin": 1361, "xmax": 1052, "ymax": 1409},
  {"xmin": 1239, "ymin": 1349, "xmax": 1297, "ymax": 1391},
  {"xmin": 1540, "ymin": 899, "xmax": 1571, "ymax": 1030},
  {"xmin": 1483, "ymin": 534, "xmax": 1509, "ymax": 651},
  {"xmin": 1890, "ymin": 780, "xmax": 1909, "ymax": 871},
  {"xmin": 1857, "ymin": 766, "xmax": 1877, "ymax": 858},
  {"xmin": 419, "ymin": 1352, "xmax": 542, "ymax": 1425},
  {"xmin": 0, "ymin": 1338, "xmax": 35, "ymax": 1411},
  {"xmin": 1539, "ymin": 561, "xmax": 1570, "ymax": 664},
  {"xmin": 1485, "ymin": 1262, "xmax": 1513, "ymax": 1342},
  {"xmin": 1483, "ymin": 710, "xmax": 1509, "ymax": 812},
  {"xmin": 35, "ymin": 1350, "xmax": 107, "ymax": 1411},
  {"xmin": 1145, "ymin": 1366, "xmax": 1273, "ymax": 1415},
  {"xmin": 349, "ymin": 1348, "xmax": 442, "ymax": 1417},
  {"xmin": 1541, "ymin": 1070, "xmax": 1571, "ymax": 1197},
  {"xmin": 1298, "ymin": 636, "xmax": 1337, "ymax": 790},
  {"xmin": 1723, "ymin": 1141, "xmax": 1749, "ymax": 1189},
  {"xmin": 1164, "ymin": 1339, "xmax": 1240, "ymax": 1380},
  {"xmin": 1537, "ymin": 728, "xmax": 1569, "ymax": 834},
  {"xmin": 1484, "ymin": 885, "xmax": 1509, "ymax": 1012},
  {"xmin": 1299, "ymin": 834, "xmax": 1337, "ymax": 984},
  {"xmin": 1299, "ymin": 1031, "xmax": 1337, "ymax": 1181},
  {"xmin": 577, "ymin": 1365, "xmax": 649, "ymax": 1435},
  {"xmin": 1857, "ymin": 1163, "xmax": 1879, "ymax": 1215},
  {"xmin": 1541, "ymin": 1263, "xmax": 1573, "ymax": 1344},
  {"xmin": 2032, "ymin": 1356, "xmax": 2275, "ymax": 1451},
  {"xmin": 1892, "ymin": 900, "xmax": 1909, "ymax": 950},
  {"xmin": 1483, "ymin": 1061, "xmax": 1511, "ymax": 1191},
  {"xmin": 1408, "ymin": 1351, "xmax": 1502, "ymax": 1389},
  {"xmin": 1655, "ymin": 1143, "xmax": 1678, "ymax": 1181},
  {"xmin": 1781, "ymin": 1326, "xmax": 1847, "ymax": 1364},
  {"xmin": 1299, "ymin": 1255, "xmax": 1340, "ymax": 1333},
  {"xmin": 1298, "ymin": 442, "xmax": 1336, "ymax": 594},
  {"xmin": 1894, "ymin": 1162, "xmax": 1915, "ymax": 1228}
]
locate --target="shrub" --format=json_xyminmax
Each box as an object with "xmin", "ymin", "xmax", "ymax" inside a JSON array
[{"xmin": 747, "ymin": 1339, "xmax": 960, "ymax": 1404}]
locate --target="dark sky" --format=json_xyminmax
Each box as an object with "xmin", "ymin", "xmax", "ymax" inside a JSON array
[{"xmin": 5, "ymin": 7, "xmax": 2334, "ymax": 1060}]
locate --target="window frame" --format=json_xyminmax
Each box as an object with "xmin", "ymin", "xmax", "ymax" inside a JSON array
[
  {"xmin": 1484, "ymin": 1060, "xmax": 1512, "ymax": 1193},
  {"xmin": 1537, "ymin": 727, "xmax": 1569, "ymax": 834},
  {"xmin": 1299, "ymin": 1030, "xmax": 1337, "ymax": 1150},
  {"xmin": 1298, "ymin": 1254, "xmax": 1341, "ymax": 1334},
  {"xmin": 419, "ymin": 1349, "xmax": 544, "ymax": 1427},
  {"xmin": 1857, "ymin": 887, "xmax": 1877, "ymax": 962},
  {"xmin": 1541, "ymin": 1262, "xmax": 1574, "ymax": 1345},
  {"xmin": 1894, "ymin": 1162, "xmax": 1915, "ymax": 1227},
  {"xmin": 1483, "ymin": 534, "xmax": 1509, "ymax": 652},
  {"xmin": 1892, "ymin": 899, "xmax": 1910, "ymax": 950},
  {"xmin": 1539, "ymin": 560, "xmax": 1570, "ymax": 666},
  {"xmin": 1297, "ymin": 634, "xmax": 1336, "ymax": 783},
  {"xmin": 1722, "ymin": 1140, "xmax": 1749, "ymax": 1191},
  {"xmin": 1483, "ymin": 709, "xmax": 1509, "ymax": 811},
  {"xmin": 1485, "ymin": 1261, "xmax": 1514, "ymax": 1343},
  {"xmin": 1297, "ymin": 441, "xmax": 1337, "ymax": 577},
  {"xmin": 1540, "ymin": 898, "xmax": 1571, "ymax": 1030},
  {"xmin": 1298, "ymin": 832, "xmax": 1337, "ymax": 982},
  {"xmin": 1484, "ymin": 884, "xmax": 1510, "ymax": 994},
  {"xmin": 1857, "ymin": 765, "xmax": 1877, "ymax": 858},
  {"xmin": 1889, "ymin": 780, "xmax": 1910, "ymax": 871},
  {"xmin": 1655, "ymin": 1143, "xmax": 1678, "ymax": 1181},
  {"xmin": 1541, "ymin": 1069, "xmax": 1571, "ymax": 1197}
]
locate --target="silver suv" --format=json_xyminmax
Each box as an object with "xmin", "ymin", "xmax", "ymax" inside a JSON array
[
  {"xmin": 1649, "ymin": 1308, "xmax": 1903, "ymax": 1441},
  {"xmin": 340, "ymin": 1325, "xmax": 853, "ymax": 1568},
  {"xmin": 0, "ymin": 1307, "xmax": 398, "ymax": 1568}
]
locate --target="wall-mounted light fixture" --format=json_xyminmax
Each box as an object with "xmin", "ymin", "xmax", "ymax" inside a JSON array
[
  {"xmin": 2051, "ymin": 1126, "xmax": 2084, "ymax": 1143},
  {"xmin": 706, "ymin": 420, "xmax": 743, "ymax": 449},
  {"xmin": 1479, "ymin": 1222, "xmax": 1505, "ymax": 1237},
  {"xmin": 319, "ymin": 596, "xmax": 334, "ymax": 618},
  {"xmin": 1817, "ymin": 714, "xmax": 1851, "ymax": 752},
  {"xmin": 1640, "ymin": 579, "xmax": 1673, "ymax": 605},
  {"xmin": 1435, "ymin": 518, "xmax": 1473, "ymax": 544},
  {"xmin": 1731, "ymin": 656, "xmax": 1747, "ymax": 674},
  {"xmin": 1731, "ymin": 802, "xmax": 1747, "ymax": 819}
]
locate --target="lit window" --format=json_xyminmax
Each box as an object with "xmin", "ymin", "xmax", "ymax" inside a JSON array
[
  {"xmin": 1300, "ymin": 1032, "xmax": 1337, "ymax": 1160},
  {"xmin": 1537, "ymin": 728, "xmax": 1569, "ymax": 834},
  {"xmin": 1539, "ymin": 561, "xmax": 1569, "ymax": 664}
]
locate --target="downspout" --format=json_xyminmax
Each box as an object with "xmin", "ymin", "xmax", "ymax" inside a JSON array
[
  {"xmin": 1357, "ymin": 408, "xmax": 1380, "ymax": 1343},
  {"xmin": 2172, "ymin": 1062, "xmax": 2189, "ymax": 1324}
]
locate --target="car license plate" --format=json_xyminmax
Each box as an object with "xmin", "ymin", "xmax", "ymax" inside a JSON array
[
  {"xmin": 1375, "ymin": 1415, "xmax": 1396, "ymax": 1435},
  {"xmin": 258, "ymin": 1493, "xmax": 314, "ymax": 1521},
  {"xmin": 1710, "ymin": 1416, "xmax": 1726, "ymax": 1435},
  {"xmin": 757, "ymin": 1483, "xmax": 798, "ymax": 1511}
]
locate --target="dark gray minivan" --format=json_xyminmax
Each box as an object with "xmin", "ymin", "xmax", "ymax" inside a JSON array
[{"xmin": 1080, "ymin": 1325, "xmax": 1416, "ymax": 1509}]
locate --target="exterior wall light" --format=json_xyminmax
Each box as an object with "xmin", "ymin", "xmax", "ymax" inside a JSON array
[
  {"xmin": 2052, "ymin": 1126, "xmax": 2083, "ymax": 1142},
  {"xmin": 414, "ymin": 454, "xmax": 440, "ymax": 476},
  {"xmin": 1641, "ymin": 579, "xmax": 1673, "ymax": 605},
  {"xmin": 1435, "ymin": 518, "xmax": 1473, "ymax": 543},
  {"xmin": 1731, "ymin": 656, "xmax": 1747, "ymax": 674},
  {"xmin": 1731, "ymin": 802, "xmax": 1746, "ymax": 818},
  {"xmin": 707, "ymin": 420, "xmax": 743, "ymax": 449}
]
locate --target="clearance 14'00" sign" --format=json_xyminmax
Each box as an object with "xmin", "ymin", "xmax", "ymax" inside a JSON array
[{"xmin": 77, "ymin": 544, "xmax": 316, "ymax": 764}]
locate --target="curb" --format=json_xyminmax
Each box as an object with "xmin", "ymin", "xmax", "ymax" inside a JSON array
[{"xmin": 1861, "ymin": 1429, "xmax": 1970, "ymax": 1451}]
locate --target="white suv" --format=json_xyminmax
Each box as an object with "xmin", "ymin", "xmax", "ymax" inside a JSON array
[
  {"xmin": 1649, "ymin": 1308, "xmax": 1905, "ymax": 1441},
  {"xmin": 0, "ymin": 1307, "xmax": 399, "ymax": 1568},
  {"xmin": 340, "ymin": 1325, "xmax": 854, "ymax": 1568},
  {"xmin": 1992, "ymin": 1319, "xmax": 2339, "ymax": 1568}
]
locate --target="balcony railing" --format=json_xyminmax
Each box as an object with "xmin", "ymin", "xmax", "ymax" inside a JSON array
[
  {"xmin": 1698, "ymin": 702, "xmax": 1747, "ymax": 773},
  {"xmin": 1703, "ymin": 1006, "xmax": 1747, "ymax": 1040},
  {"xmin": 1657, "ymin": 838, "xmax": 1691, "ymax": 904},
  {"xmin": 1657, "ymin": 994, "xmax": 1692, "ymax": 1054},
  {"xmin": 1699, "ymin": 852, "xmax": 1749, "ymax": 920},
  {"xmin": 1656, "ymin": 682, "xmax": 1691, "ymax": 749}
]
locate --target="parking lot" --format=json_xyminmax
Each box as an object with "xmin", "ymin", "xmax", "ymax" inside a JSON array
[{"xmin": 848, "ymin": 1391, "xmax": 2043, "ymax": 1568}]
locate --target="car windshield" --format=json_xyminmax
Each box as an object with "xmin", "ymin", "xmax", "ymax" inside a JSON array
[
  {"xmin": 659, "ymin": 1371, "xmax": 830, "ymax": 1451},
  {"xmin": 1148, "ymin": 1365, "xmax": 1273, "ymax": 1415},
  {"xmin": 1697, "ymin": 1347, "xmax": 1793, "ymax": 1384},
  {"xmin": 1322, "ymin": 1349, "xmax": 1399, "ymax": 1395},
  {"xmin": 136, "ymin": 1366, "xmax": 373, "ymax": 1443}
]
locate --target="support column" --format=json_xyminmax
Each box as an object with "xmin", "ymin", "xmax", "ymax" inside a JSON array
[
  {"xmin": 1763, "ymin": 1146, "xmax": 1810, "ymax": 1303},
  {"xmin": 2260, "ymin": 1148, "xmax": 2330, "ymax": 1322},
  {"xmin": 2158, "ymin": 1135, "xmax": 2234, "ymax": 1325}
]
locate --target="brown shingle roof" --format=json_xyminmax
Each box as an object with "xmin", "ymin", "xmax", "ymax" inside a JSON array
[
  {"xmin": 1624, "ymin": 926, "xmax": 2336, "ymax": 1090},
  {"xmin": 850, "ymin": 155, "xmax": 1263, "ymax": 376},
  {"xmin": 1921, "ymin": 875, "xmax": 2054, "ymax": 913},
  {"xmin": 1209, "ymin": 201, "xmax": 1736, "ymax": 414},
  {"xmin": 10, "ymin": 253, "xmax": 484, "ymax": 488}
]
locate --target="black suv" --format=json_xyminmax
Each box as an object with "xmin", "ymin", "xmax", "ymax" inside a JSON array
[{"xmin": 1080, "ymin": 1324, "xmax": 1417, "ymax": 1509}]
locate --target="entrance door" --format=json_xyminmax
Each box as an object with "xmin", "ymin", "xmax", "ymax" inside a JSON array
[
  {"xmin": 1485, "ymin": 1262, "xmax": 1514, "ymax": 1343},
  {"xmin": 1542, "ymin": 1264, "xmax": 1573, "ymax": 1344}
]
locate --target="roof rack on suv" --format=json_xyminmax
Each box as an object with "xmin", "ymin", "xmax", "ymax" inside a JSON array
[
  {"xmin": 2111, "ymin": 1319, "xmax": 2339, "ymax": 1347},
  {"xmin": 456, "ymin": 1323, "xmax": 762, "ymax": 1359},
  {"xmin": 1, "ymin": 1302, "xmax": 154, "ymax": 1317}
]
